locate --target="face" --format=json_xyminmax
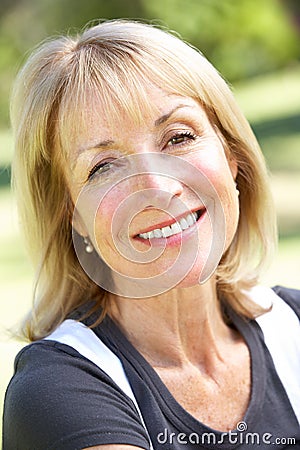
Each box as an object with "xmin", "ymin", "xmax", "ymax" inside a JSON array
[{"xmin": 64, "ymin": 84, "xmax": 239, "ymax": 297}]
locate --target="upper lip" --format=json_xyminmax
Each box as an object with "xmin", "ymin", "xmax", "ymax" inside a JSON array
[{"xmin": 134, "ymin": 207, "xmax": 205, "ymax": 237}]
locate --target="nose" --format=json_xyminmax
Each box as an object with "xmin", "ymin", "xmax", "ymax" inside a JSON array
[
  {"xmin": 133, "ymin": 154, "xmax": 184, "ymax": 209},
  {"xmin": 138, "ymin": 171, "xmax": 183, "ymax": 193}
]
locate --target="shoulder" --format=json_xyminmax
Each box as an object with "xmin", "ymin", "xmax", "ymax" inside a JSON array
[
  {"xmin": 247, "ymin": 285, "xmax": 300, "ymax": 338},
  {"xmin": 248, "ymin": 285, "xmax": 300, "ymax": 423},
  {"xmin": 272, "ymin": 285, "xmax": 300, "ymax": 317},
  {"xmin": 3, "ymin": 340, "xmax": 149, "ymax": 450},
  {"xmin": 245, "ymin": 284, "xmax": 300, "ymax": 320}
]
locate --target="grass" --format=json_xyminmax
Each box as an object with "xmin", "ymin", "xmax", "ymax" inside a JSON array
[
  {"xmin": 1, "ymin": 64, "xmax": 300, "ymax": 438},
  {"xmin": 262, "ymin": 133, "xmax": 300, "ymax": 172},
  {"xmin": 233, "ymin": 64, "xmax": 300, "ymax": 122},
  {"xmin": 0, "ymin": 187, "xmax": 33, "ymax": 441},
  {"xmin": 0, "ymin": 129, "xmax": 13, "ymax": 166}
]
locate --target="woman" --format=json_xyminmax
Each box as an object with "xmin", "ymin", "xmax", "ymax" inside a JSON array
[{"xmin": 3, "ymin": 19, "xmax": 300, "ymax": 450}]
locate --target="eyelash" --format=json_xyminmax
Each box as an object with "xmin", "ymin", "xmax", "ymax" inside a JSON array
[
  {"xmin": 165, "ymin": 131, "xmax": 197, "ymax": 148},
  {"xmin": 88, "ymin": 160, "xmax": 112, "ymax": 180},
  {"xmin": 87, "ymin": 131, "xmax": 197, "ymax": 181}
]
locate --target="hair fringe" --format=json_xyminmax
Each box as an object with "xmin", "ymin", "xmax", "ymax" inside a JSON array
[{"xmin": 11, "ymin": 20, "xmax": 277, "ymax": 341}]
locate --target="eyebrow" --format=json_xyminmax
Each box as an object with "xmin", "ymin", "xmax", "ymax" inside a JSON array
[
  {"xmin": 78, "ymin": 139, "xmax": 114, "ymax": 154},
  {"xmin": 74, "ymin": 103, "xmax": 192, "ymax": 166},
  {"xmin": 154, "ymin": 104, "xmax": 189, "ymax": 127}
]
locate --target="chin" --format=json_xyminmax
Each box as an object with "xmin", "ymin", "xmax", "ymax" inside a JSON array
[{"xmin": 168, "ymin": 258, "xmax": 218, "ymax": 290}]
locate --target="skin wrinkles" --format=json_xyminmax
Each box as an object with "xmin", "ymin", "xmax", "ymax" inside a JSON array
[
  {"xmin": 65, "ymin": 84, "xmax": 250, "ymax": 431},
  {"xmin": 69, "ymin": 102, "xmax": 206, "ymax": 177},
  {"xmin": 68, "ymin": 88, "xmax": 239, "ymax": 281}
]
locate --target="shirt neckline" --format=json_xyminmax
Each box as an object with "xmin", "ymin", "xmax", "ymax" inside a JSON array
[{"xmin": 90, "ymin": 308, "xmax": 266, "ymax": 437}]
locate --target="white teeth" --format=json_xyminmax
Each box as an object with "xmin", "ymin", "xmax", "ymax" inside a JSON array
[
  {"xmin": 138, "ymin": 211, "xmax": 200, "ymax": 240},
  {"xmin": 179, "ymin": 217, "xmax": 189, "ymax": 230},
  {"xmin": 171, "ymin": 222, "xmax": 181, "ymax": 234},
  {"xmin": 153, "ymin": 229, "xmax": 163, "ymax": 238},
  {"xmin": 139, "ymin": 232, "xmax": 148, "ymax": 239},
  {"xmin": 186, "ymin": 213, "xmax": 195, "ymax": 226},
  {"xmin": 161, "ymin": 226, "xmax": 172, "ymax": 237}
]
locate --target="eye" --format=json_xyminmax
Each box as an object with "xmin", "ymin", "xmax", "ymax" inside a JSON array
[
  {"xmin": 166, "ymin": 131, "xmax": 197, "ymax": 147},
  {"xmin": 87, "ymin": 160, "xmax": 112, "ymax": 181}
]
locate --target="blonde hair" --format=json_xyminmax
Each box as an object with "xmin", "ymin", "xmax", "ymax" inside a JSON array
[{"xmin": 11, "ymin": 19, "xmax": 277, "ymax": 341}]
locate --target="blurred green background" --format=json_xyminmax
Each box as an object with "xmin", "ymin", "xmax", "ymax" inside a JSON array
[{"xmin": 1, "ymin": 0, "xmax": 300, "ymax": 438}]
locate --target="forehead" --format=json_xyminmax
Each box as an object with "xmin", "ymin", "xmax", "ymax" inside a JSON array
[
  {"xmin": 58, "ymin": 80, "xmax": 206, "ymax": 157},
  {"xmin": 58, "ymin": 79, "xmax": 154, "ymax": 154}
]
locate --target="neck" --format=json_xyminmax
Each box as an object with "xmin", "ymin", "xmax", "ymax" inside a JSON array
[{"xmin": 108, "ymin": 279, "xmax": 238, "ymax": 369}]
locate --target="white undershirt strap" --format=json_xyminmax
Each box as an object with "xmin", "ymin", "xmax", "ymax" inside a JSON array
[
  {"xmin": 249, "ymin": 286, "xmax": 300, "ymax": 424},
  {"xmin": 45, "ymin": 319, "xmax": 154, "ymax": 449},
  {"xmin": 45, "ymin": 286, "xmax": 300, "ymax": 439}
]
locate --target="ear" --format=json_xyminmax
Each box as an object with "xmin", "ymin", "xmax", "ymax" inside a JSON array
[
  {"xmin": 72, "ymin": 207, "xmax": 89, "ymax": 237},
  {"xmin": 67, "ymin": 195, "xmax": 89, "ymax": 237},
  {"xmin": 214, "ymin": 126, "xmax": 238, "ymax": 180},
  {"xmin": 228, "ymin": 154, "xmax": 238, "ymax": 180}
]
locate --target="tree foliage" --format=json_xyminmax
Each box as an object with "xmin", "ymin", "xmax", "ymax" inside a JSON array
[{"xmin": 0, "ymin": 0, "xmax": 299, "ymax": 126}]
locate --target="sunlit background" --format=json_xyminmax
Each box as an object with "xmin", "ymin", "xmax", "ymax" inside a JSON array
[{"xmin": 1, "ymin": 0, "xmax": 299, "ymax": 437}]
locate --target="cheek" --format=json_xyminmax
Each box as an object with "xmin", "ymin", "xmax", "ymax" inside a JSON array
[
  {"xmin": 190, "ymin": 152, "xmax": 239, "ymax": 241},
  {"xmin": 93, "ymin": 188, "xmax": 128, "ymax": 240},
  {"xmin": 91, "ymin": 182, "xmax": 142, "ymax": 256},
  {"xmin": 73, "ymin": 181, "xmax": 130, "ymax": 248},
  {"xmin": 190, "ymin": 153, "xmax": 235, "ymax": 201}
]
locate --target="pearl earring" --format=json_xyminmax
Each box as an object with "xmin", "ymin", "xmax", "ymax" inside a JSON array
[{"xmin": 83, "ymin": 237, "xmax": 93, "ymax": 253}]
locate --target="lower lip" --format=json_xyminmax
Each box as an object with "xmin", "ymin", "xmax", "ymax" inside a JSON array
[{"xmin": 134, "ymin": 209, "xmax": 207, "ymax": 248}]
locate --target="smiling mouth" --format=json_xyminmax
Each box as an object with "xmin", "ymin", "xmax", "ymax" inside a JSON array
[{"xmin": 137, "ymin": 209, "xmax": 204, "ymax": 240}]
